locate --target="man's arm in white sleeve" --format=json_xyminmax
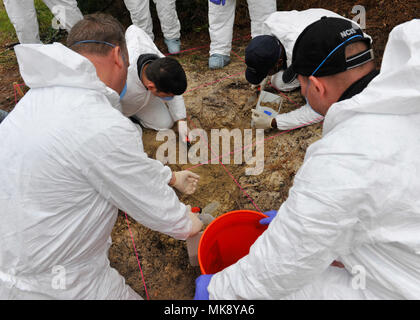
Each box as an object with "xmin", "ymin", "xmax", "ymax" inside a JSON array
[
  {"xmin": 275, "ymin": 103, "xmax": 324, "ymax": 131},
  {"xmin": 78, "ymin": 122, "xmax": 192, "ymax": 240}
]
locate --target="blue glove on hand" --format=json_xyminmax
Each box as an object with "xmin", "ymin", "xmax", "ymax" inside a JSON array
[
  {"xmin": 209, "ymin": 0, "xmax": 226, "ymax": 5},
  {"xmin": 194, "ymin": 274, "xmax": 214, "ymax": 300},
  {"xmin": 259, "ymin": 210, "xmax": 278, "ymax": 225}
]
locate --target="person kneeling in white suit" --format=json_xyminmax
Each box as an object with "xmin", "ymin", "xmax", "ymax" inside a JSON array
[
  {"xmin": 246, "ymin": 9, "xmax": 371, "ymax": 131},
  {"xmin": 0, "ymin": 13, "xmax": 202, "ymax": 300},
  {"xmin": 121, "ymin": 25, "xmax": 189, "ymax": 144},
  {"xmin": 195, "ymin": 17, "xmax": 420, "ymax": 300}
]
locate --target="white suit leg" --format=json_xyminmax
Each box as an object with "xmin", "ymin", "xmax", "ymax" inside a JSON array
[
  {"xmin": 133, "ymin": 95, "xmax": 175, "ymax": 131},
  {"xmin": 247, "ymin": 0, "xmax": 276, "ymax": 38},
  {"xmin": 100, "ymin": 266, "xmax": 144, "ymax": 300},
  {"xmin": 42, "ymin": 0, "xmax": 83, "ymax": 32},
  {"xmin": 208, "ymin": 0, "xmax": 236, "ymax": 56},
  {"xmin": 275, "ymin": 103, "xmax": 324, "ymax": 131},
  {"xmin": 153, "ymin": 0, "xmax": 181, "ymax": 40},
  {"xmin": 283, "ymin": 267, "xmax": 367, "ymax": 300},
  {"xmin": 124, "ymin": 0, "xmax": 155, "ymax": 40},
  {"xmin": 4, "ymin": 0, "xmax": 41, "ymax": 44}
]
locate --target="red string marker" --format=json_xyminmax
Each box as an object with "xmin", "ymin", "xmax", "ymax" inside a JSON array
[{"xmin": 124, "ymin": 212, "xmax": 150, "ymax": 300}]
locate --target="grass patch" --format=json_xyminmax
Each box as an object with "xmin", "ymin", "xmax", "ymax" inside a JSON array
[
  {"xmin": 0, "ymin": 1, "xmax": 58, "ymax": 71},
  {"xmin": 0, "ymin": 0, "xmax": 55, "ymax": 44}
]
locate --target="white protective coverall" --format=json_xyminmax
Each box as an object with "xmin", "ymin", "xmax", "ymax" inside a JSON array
[
  {"xmin": 121, "ymin": 25, "xmax": 186, "ymax": 130},
  {"xmin": 209, "ymin": 0, "xmax": 276, "ymax": 57},
  {"xmin": 0, "ymin": 42, "xmax": 193, "ymax": 299},
  {"xmin": 262, "ymin": 9, "xmax": 371, "ymax": 130},
  {"xmin": 123, "ymin": 0, "xmax": 181, "ymax": 41},
  {"xmin": 3, "ymin": 0, "xmax": 83, "ymax": 44},
  {"xmin": 208, "ymin": 19, "xmax": 420, "ymax": 300}
]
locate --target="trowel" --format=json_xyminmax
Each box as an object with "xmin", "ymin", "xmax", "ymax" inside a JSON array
[
  {"xmin": 192, "ymin": 201, "xmax": 220, "ymax": 225},
  {"xmin": 187, "ymin": 201, "xmax": 220, "ymax": 266}
]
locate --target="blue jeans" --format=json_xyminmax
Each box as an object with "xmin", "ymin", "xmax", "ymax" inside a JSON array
[{"xmin": 0, "ymin": 109, "xmax": 8, "ymax": 124}]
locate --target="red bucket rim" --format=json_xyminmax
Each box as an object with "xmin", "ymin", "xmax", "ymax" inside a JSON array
[{"xmin": 198, "ymin": 209, "xmax": 267, "ymax": 274}]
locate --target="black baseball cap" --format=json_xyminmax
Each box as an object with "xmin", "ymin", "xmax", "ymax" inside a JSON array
[
  {"xmin": 283, "ymin": 17, "xmax": 373, "ymax": 83},
  {"xmin": 245, "ymin": 35, "xmax": 282, "ymax": 85}
]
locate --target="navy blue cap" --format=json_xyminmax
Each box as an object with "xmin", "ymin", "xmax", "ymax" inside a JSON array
[{"xmin": 245, "ymin": 35, "xmax": 282, "ymax": 85}]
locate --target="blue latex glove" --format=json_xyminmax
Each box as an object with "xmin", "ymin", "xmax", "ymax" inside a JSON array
[
  {"xmin": 259, "ymin": 210, "xmax": 277, "ymax": 225},
  {"xmin": 209, "ymin": 0, "xmax": 226, "ymax": 5},
  {"xmin": 194, "ymin": 274, "xmax": 214, "ymax": 300}
]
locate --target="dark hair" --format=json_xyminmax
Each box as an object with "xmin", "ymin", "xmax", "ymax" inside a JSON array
[
  {"xmin": 145, "ymin": 57, "xmax": 187, "ymax": 95},
  {"xmin": 67, "ymin": 13, "xmax": 126, "ymax": 56}
]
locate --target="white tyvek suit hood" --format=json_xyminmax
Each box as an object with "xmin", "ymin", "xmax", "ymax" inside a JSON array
[
  {"xmin": 325, "ymin": 20, "xmax": 420, "ymax": 133},
  {"xmin": 0, "ymin": 43, "xmax": 192, "ymax": 299},
  {"xmin": 208, "ymin": 19, "xmax": 420, "ymax": 300},
  {"xmin": 15, "ymin": 42, "xmax": 121, "ymax": 111}
]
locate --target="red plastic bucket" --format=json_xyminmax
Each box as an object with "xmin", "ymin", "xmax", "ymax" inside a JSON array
[{"xmin": 198, "ymin": 210, "xmax": 268, "ymax": 274}]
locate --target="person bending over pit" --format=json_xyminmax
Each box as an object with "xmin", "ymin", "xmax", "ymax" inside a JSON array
[
  {"xmin": 195, "ymin": 17, "xmax": 420, "ymax": 300},
  {"xmin": 245, "ymin": 9, "xmax": 371, "ymax": 131},
  {"xmin": 120, "ymin": 24, "xmax": 189, "ymax": 145},
  {"xmin": 0, "ymin": 13, "xmax": 202, "ymax": 300}
]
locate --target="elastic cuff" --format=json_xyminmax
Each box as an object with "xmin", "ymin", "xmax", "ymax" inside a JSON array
[{"xmin": 168, "ymin": 171, "xmax": 176, "ymax": 186}]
